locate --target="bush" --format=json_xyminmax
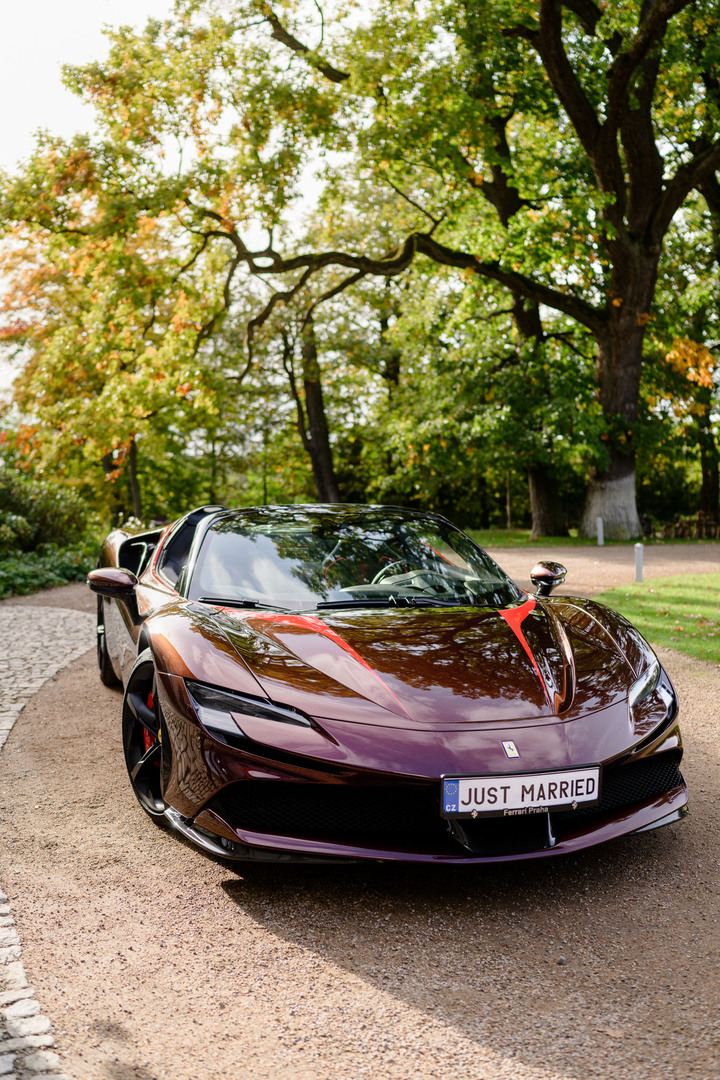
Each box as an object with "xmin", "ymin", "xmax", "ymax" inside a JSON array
[
  {"xmin": 0, "ymin": 466, "xmax": 99, "ymax": 553},
  {"xmin": 0, "ymin": 542, "xmax": 97, "ymax": 599}
]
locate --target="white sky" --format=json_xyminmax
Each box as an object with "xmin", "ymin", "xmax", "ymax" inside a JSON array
[
  {"xmin": 0, "ymin": 0, "xmax": 174, "ymax": 394},
  {"xmin": 1, "ymin": 0, "xmax": 174, "ymax": 171}
]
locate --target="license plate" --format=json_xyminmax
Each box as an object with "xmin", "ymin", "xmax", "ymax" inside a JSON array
[{"xmin": 441, "ymin": 766, "xmax": 601, "ymax": 818}]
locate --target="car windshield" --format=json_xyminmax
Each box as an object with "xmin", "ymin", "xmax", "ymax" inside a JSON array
[{"xmin": 188, "ymin": 507, "xmax": 523, "ymax": 611}]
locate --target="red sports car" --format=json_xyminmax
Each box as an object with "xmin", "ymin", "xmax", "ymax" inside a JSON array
[{"xmin": 88, "ymin": 504, "xmax": 687, "ymax": 863}]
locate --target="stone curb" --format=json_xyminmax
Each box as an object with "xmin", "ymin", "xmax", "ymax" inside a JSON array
[{"xmin": 0, "ymin": 605, "xmax": 95, "ymax": 1080}]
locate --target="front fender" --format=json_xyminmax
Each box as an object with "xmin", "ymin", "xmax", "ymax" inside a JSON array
[{"xmin": 141, "ymin": 602, "xmax": 269, "ymax": 700}]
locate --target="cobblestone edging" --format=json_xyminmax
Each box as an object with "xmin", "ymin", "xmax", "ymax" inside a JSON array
[{"xmin": 1, "ymin": 605, "xmax": 95, "ymax": 1080}]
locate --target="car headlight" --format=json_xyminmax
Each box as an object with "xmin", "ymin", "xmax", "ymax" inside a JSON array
[
  {"xmin": 628, "ymin": 659, "xmax": 660, "ymax": 708},
  {"xmin": 186, "ymin": 680, "xmax": 313, "ymax": 742}
]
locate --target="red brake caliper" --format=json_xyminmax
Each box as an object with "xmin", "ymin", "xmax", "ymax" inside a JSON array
[{"xmin": 143, "ymin": 691, "xmax": 155, "ymax": 752}]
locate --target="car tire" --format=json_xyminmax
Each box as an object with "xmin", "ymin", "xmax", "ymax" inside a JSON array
[
  {"xmin": 96, "ymin": 598, "xmax": 121, "ymax": 687},
  {"xmin": 122, "ymin": 649, "xmax": 169, "ymax": 824}
]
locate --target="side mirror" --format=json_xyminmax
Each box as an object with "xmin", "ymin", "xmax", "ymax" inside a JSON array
[
  {"xmin": 87, "ymin": 567, "xmax": 139, "ymax": 600},
  {"xmin": 530, "ymin": 561, "xmax": 567, "ymax": 597}
]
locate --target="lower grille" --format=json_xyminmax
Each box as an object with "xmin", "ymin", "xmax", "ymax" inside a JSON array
[
  {"xmin": 206, "ymin": 749, "xmax": 684, "ymax": 855},
  {"xmin": 552, "ymin": 748, "xmax": 684, "ymax": 831},
  {"xmin": 209, "ymin": 782, "xmax": 448, "ymax": 846}
]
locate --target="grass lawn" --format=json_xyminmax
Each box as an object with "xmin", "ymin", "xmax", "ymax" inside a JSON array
[
  {"xmin": 595, "ymin": 573, "xmax": 720, "ymax": 664},
  {"xmin": 466, "ymin": 527, "xmax": 720, "ymax": 549},
  {"xmin": 466, "ymin": 528, "xmax": 602, "ymax": 548}
]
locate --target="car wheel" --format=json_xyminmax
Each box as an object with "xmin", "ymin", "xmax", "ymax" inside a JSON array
[
  {"xmin": 96, "ymin": 598, "xmax": 121, "ymax": 687},
  {"xmin": 122, "ymin": 649, "xmax": 168, "ymax": 823}
]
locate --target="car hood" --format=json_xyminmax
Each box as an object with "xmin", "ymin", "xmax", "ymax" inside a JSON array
[{"xmin": 216, "ymin": 596, "xmax": 638, "ymax": 729}]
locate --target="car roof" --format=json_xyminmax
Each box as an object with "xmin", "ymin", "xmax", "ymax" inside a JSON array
[{"xmin": 203, "ymin": 503, "xmax": 454, "ymax": 529}]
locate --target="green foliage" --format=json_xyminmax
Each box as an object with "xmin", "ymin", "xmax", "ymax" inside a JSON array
[
  {"xmin": 0, "ymin": 463, "xmax": 99, "ymax": 553},
  {"xmin": 1, "ymin": 0, "xmax": 719, "ymax": 533},
  {"xmin": 635, "ymin": 189, "xmax": 720, "ymax": 524},
  {"xmin": 325, "ymin": 262, "xmax": 598, "ymax": 527},
  {"xmin": 596, "ymin": 574, "xmax": 720, "ymax": 664},
  {"xmin": 0, "ymin": 460, "xmax": 104, "ymax": 598},
  {"xmin": 0, "ymin": 542, "xmax": 97, "ymax": 599}
]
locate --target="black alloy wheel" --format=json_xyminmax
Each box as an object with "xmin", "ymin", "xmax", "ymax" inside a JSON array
[
  {"xmin": 122, "ymin": 649, "xmax": 168, "ymax": 822},
  {"xmin": 96, "ymin": 598, "xmax": 121, "ymax": 687}
]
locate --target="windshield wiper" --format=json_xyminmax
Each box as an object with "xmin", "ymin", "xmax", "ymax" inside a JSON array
[
  {"xmin": 315, "ymin": 596, "xmax": 467, "ymax": 611},
  {"xmin": 314, "ymin": 598, "xmax": 397, "ymax": 610},
  {"xmin": 197, "ymin": 596, "xmax": 287, "ymax": 611},
  {"xmin": 396, "ymin": 596, "xmax": 468, "ymax": 607}
]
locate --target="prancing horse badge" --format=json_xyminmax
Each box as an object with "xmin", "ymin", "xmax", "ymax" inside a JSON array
[{"xmin": 502, "ymin": 740, "xmax": 519, "ymax": 759}]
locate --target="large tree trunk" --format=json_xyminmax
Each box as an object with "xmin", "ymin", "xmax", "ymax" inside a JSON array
[
  {"xmin": 127, "ymin": 436, "xmax": 143, "ymax": 520},
  {"xmin": 580, "ymin": 448, "xmax": 639, "ymax": 540},
  {"xmin": 512, "ymin": 299, "xmax": 569, "ymax": 537},
  {"xmin": 579, "ymin": 260, "xmax": 656, "ymax": 539},
  {"xmin": 379, "ymin": 287, "xmax": 401, "ymax": 398},
  {"xmin": 300, "ymin": 317, "xmax": 340, "ymax": 503},
  {"xmin": 698, "ymin": 409, "xmax": 720, "ymax": 521},
  {"xmin": 207, "ymin": 433, "xmax": 218, "ymax": 505},
  {"xmin": 528, "ymin": 464, "xmax": 568, "ymax": 539},
  {"xmin": 101, "ymin": 451, "xmax": 126, "ymax": 525}
]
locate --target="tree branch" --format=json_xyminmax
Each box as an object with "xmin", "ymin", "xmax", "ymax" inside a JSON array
[
  {"xmin": 536, "ymin": 0, "xmax": 692, "ymax": 223},
  {"xmin": 305, "ymin": 270, "xmax": 367, "ymax": 322},
  {"xmin": 698, "ymin": 170, "xmax": 720, "ymax": 218},
  {"xmin": 245, "ymin": 265, "xmax": 317, "ymax": 363},
  {"xmin": 502, "ymin": 25, "xmax": 537, "ymax": 44},
  {"xmin": 312, "ymin": 0, "xmax": 326, "ymax": 48},
  {"xmin": 536, "ymin": 1, "xmax": 606, "ymax": 181},
  {"xmin": 20, "ymin": 217, "xmax": 91, "ymax": 238},
  {"xmin": 482, "ymin": 116, "xmax": 527, "ymax": 227},
  {"xmin": 258, "ymin": 2, "xmax": 349, "ymax": 83},
  {"xmin": 605, "ymin": 0, "xmax": 692, "ymax": 129},
  {"xmin": 280, "ymin": 329, "xmax": 311, "ymax": 451},
  {"xmin": 192, "ymin": 252, "xmax": 243, "ymax": 357},
  {"xmin": 382, "ymin": 176, "xmax": 442, "ymax": 228},
  {"xmin": 173, "ymin": 230, "xmax": 211, "ymax": 278},
  {"xmin": 655, "ymin": 141, "xmax": 720, "ymax": 239},
  {"xmin": 239, "ymin": 231, "xmax": 604, "ymax": 335},
  {"xmin": 618, "ymin": 48, "xmax": 664, "ymax": 232},
  {"xmin": 180, "ymin": 201, "xmax": 606, "ymax": 345},
  {"xmin": 562, "ymin": 0, "xmax": 603, "ymax": 36}
]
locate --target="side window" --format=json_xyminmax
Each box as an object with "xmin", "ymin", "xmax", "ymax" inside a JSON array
[
  {"xmin": 118, "ymin": 532, "xmax": 162, "ymax": 576},
  {"xmin": 157, "ymin": 522, "xmax": 196, "ymax": 586}
]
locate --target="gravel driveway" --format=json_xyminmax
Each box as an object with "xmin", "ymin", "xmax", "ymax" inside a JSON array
[
  {"xmin": 0, "ymin": 546, "xmax": 718, "ymax": 1080},
  {"xmin": 484, "ymin": 540, "xmax": 720, "ymax": 595}
]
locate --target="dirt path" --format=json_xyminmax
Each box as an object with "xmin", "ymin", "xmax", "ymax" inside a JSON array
[
  {"xmin": 2, "ymin": 648, "xmax": 719, "ymax": 1080},
  {"xmin": 1, "ymin": 553, "xmax": 719, "ymax": 1080}
]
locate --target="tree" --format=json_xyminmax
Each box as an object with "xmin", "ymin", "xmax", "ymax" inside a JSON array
[
  {"xmin": 345, "ymin": 255, "xmax": 600, "ymax": 533},
  {"xmin": 4, "ymin": 1, "xmax": 720, "ymax": 535},
  {"xmin": 257, "ymin": 0, "xmax": 720, "ymax": 537},
  {"xmin": 0, "ymin": 136, "xmax": 245, "ymax": 519}
]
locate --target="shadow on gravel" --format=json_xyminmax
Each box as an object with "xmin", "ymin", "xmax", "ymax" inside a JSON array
[{"xmin": 221, "ymin": 821, "xmax": 715, "ymax": 1080}]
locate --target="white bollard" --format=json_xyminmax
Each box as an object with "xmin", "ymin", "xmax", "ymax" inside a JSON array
[
  {"xmin": 597, "ymin": 517, "xmax": 604, "ymax": 546},
  {"xmin": 634, "ymin": 542, "xmax": 643, "ymax": 583}
]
